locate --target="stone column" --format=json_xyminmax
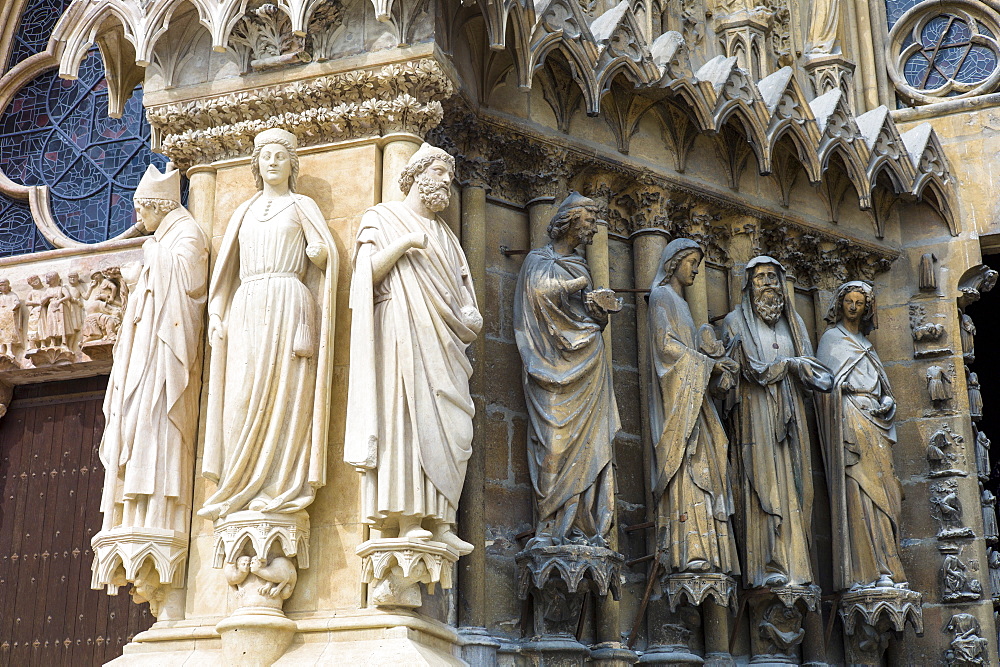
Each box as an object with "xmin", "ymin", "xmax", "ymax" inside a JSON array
[
  {"xmin": 457, "ymin": 178, "xmax": 499, "ymax": 663},
  {"xmin": 588, "ymin": 220, "xmax": 613, "ymax": 357},
  {"xmin": 528, "ymin": 196, "xmax": 557, "ymax": 250},
  {"xmin": 186, "ymin": 166, "xmax": 217, "ymax": 240},
  {"xmin": 685, "ymin": 263, "xmax": 709, "ymax": 326},
  {"xmin": 380, "ymin": 134, "xmax": 422, "ymax": 203}
]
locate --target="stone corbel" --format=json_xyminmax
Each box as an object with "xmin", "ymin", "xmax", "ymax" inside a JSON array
[
  {"xmin": 803, "ymin": 52, "xmax": 855, "ymax": 102},
  {"xmin": 839, "ymin": 587, "xmax": 923, "ymax": 665},
  {"xmin": 357, "ymin": 538, "xmax": 459, "ymax": 607},
  {"xmin": 91, "ymin": 527, "xmax": 189, "ymax": 619},
  {"xmin": 211, "ymin": 511, "xmax": 309, "ymax": 666}
]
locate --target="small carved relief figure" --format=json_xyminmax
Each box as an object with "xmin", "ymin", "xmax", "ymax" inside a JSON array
[
  {"xmin": 909, "ymin": 304, "xmax": 945, "ymax": 342},
  {"xmin": 919, "ymin": 252, "xmax": 937, "ymax": 291},
  {"xmin": 0, "ymin": 278, "xmax": 22, "ymax": 358},
  {"xmin": 974, "ymin": 428, "xmax": 991, "ymax": 481},
  {"xmin": 722, "ymin": 256, "xmax": 832, "ymax": 588},
  {"xmin": 81, "ymin": 269, "xmax": 127, "ymax": 343},
  {"xmin": 927, "ymin": 365, "xmax": 954, "ymax": 410},
  {"xmin": 961, "ymin": 313, "xmax": 976, "ymax": 363},
  {"xmin": 968, "ymin": 370, "xmax": 983, "ymax": 422},
  {"xmin": 942, "ymin": 554, "xmax": 983, "ymax": 602},
  {"xmin": 92, "ymin": 163, "xmax": 209, "ymax": 619},
  {"xmin": 926, "ymin": 425, "xmax": 965, "ymax": 478},
  {"xmin": 982, "ymin": 485, "xmax": 998, "ymax": 544},
  {"xmin": 200, "ymin": 128, "xmax": 338, "ymax": 521},
  {"xmin": 24, "ymin": 274, "xmax": 46, "ymax": 349},
  {"xmin": 816, "ymin": 281, "xmax": 907, "ymax": 590},
  {"xmin": 945, "ymin": 613, "xmax": 988, "ymax": 666},
  {"xmin": 42, "ymin": 272, "xmax": 72, "ymax": 350},
  {"xmin": 514, "ymin": 192, "xmax": 621, "ymax": 548},
  {"xmin": 344, "ymin": 143, "xmax": 479, "ymax": 554},
  {"xmin": 224, "ymin": 555, "xmax": 298, "ymax": 610},
  {"xmin": 646, "ymin": 239, "xmax": 739, "ymax": 578},
  {"xmin": 930, "ymin": 480, "xmax": 975, "ymax": 539},
  {"xmin": 64, "ymin": 272, "xmax": 84, "ymax": 350},
  {"xmin": 988, "ymin": 548, "xmax": 1000, "ymax": 599}
]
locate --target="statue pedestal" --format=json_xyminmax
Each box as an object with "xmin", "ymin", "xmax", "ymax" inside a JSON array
[
  {"xmin": 749, "ymin": 585, "xmax": 821, "ymax": 664},
  {"xmin": 26, "ymin": 346, "xmax": 74, "ymax": 367},
  {"xmin": 91, "ymin": 527, "xmax": 188, "ymax": 619},
  {"xmin": 356, "ymin": 537, "xmax": 459, "ymax": 607},
  {"xmin": 664, "ymin": 572, "xmax": 737, "ymax": 612},
  {"xmin": 516, "ymin": 544, "xmax": 624, "ymax": 665},
  {"xmin": 839, "ymin": 587, "xmax": 923, "ymax": 665},
  {"xmin": 211, "ymin": 511, "xmax": 310, "ymax": 666}
]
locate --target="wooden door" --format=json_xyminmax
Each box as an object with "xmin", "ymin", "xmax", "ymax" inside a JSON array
[{"xmin": 0, "ymin": 376, "xmax": 154, "ymax": 666}]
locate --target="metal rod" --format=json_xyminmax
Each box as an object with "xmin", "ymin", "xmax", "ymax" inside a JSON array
[
  {"xmin": 500, "ymin": 245, "xmax": 530, "ymax": 256},
  {"xmin": 626, "ymin": 559, "xmax": 660, "ymax": 649},
  {"xmin": 626, "ymin": 554, "xmax": 654, "ymax": 567},
  {"xmin": 624, "ymin": 521, "xmax": 654, "ymax": 532}
]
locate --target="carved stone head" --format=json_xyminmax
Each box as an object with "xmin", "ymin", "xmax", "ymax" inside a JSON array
[
  {"xmin": 745, "ymin": 256, "xmax": 786, "ymax": 325},
  {"xmin": 251, "ymin": 128, "xmax": 299, "ymax": 192},
  {"xmin": 825, "ymin": 280, "xmax": 877, "ymax": 335},
  {"xmin": 399, "ymin": 143, "xmax": 455, "ymax": 213},
  {"xmin": 547, "ymin": 192, "xmax": 600, "ymax": 245}
]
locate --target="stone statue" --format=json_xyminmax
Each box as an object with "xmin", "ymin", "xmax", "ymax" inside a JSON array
[
  {"xmin": 816, "ymin": 281, "xmax": 907, "ymax": 591},
  {"xmin": 514, "ymin": 192, "xmax": 621, "ymax": 548},
  {"xmin": 975, "ymin": 428, "xmax": 990, "ymax": 481},
  {"xmin": 0, "ymin": 278, "xmax": 22, "ymax": 358},
  {"xmin": 968, "ymin": 370, "xmax": 983, "ymax": 422},
  {"xmin": 92, "ymin": 163, "xmax": 209, "ymax": 619},
  {"xmin": 945, "ymin": 613, "xmax": 988, "ymax": 665},
  {"xmin": 919, "ymin": 253, "xmax": 937, "ymax": 291},
  {"xmin": 42, "ymin": 271, "xmax": 72, "ymax": 350},
  {"xmin": 722, "ymin": 256, "xmax": 832, "ymax": 589},
  {"xmin": 982, "ymin": 485, "xmax": 998, "ymax": 543},
  {"xmin": 24, "ymin": 274, "xmax": 46, "ymax": 349},
  {"xmin": 81, "ymin": 269, "xmax": 127, "ymax": 344},
  {"xmin": 960, "ymin": 313, "xmax": 975, "ymax": 363},
  {"xmin": 806, "ymin": 0, "xmax": 841, "ymax": 54},
  {"xmin": 988, "ymin": 548, "xmax": 1000, "ymax": 599},
  {"xmin": 64, "ymin": 272, "xmax": 84, "ymax": 350},
  {"xmin": 646, "ymin": 238, "xmax": 739, "ymax": 582},
  {"xmin": 345, "ymin": 143, "xmax": 480, "ymax": 556},
  {"xmin": 200, "ymin": 128, "xmax": 338, "ymax": 521},
  {"xmin": 941, "ymin": 554, "xmax": 982, "ymax": 602}
]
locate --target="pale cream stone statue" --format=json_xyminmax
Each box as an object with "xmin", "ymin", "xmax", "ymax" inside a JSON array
[
  {"xmin": 514, "ymin": 192, "xmax": 621, "ymax": 548},
  {"xmin": 345, "ymin": 143, "xmax": 479, "ymax": 555},
  {"xmin": 806, "ymin": 0, "xmax": 841, "ymax": 54},
  {"xmin": 24, "ymin": 274, "xmax": 46, "ymax": 349},
  {"xmin": 816, "ymin": 281, "xmax": 907, "ymax": 591},
  {"xmin": 722, "ymin": 256, "xmax": 832, "ymax": 589},
  {"xmin": 42, "ymin": 271, "xmax": 72, "ymax": 350},
  {"xmin": 200, "ymin": 128, "xmax": 338, "ymax": 521},
  {"xmin": 81, "ymin": 269, "xmax": 127, "ymax": 344},
  {"xmin": 0, "ymin": 278, "xmax": 22, "ymax": 358},
  {"xmin": 92, "ymin": 163, "xmax": 210, "ymax": 619},
  {"xmin": 647, "ymin": 239, "xmax": 739, "ymax": 580}
]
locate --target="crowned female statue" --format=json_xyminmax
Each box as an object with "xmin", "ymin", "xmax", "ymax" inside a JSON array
[
  {"xmin": 816, "ymin": 281, "xmax": 907, "ymax": 591},
  {"xmin": 200, "ymin": 128, "xmax": 338, "ymax": 521}
]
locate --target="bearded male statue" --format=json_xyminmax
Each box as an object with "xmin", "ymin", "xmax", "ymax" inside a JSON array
[
  {"xmin": 345, "ymin": 143, "xmax": 481, "ymax": 556},
  {"xmin": 722, "ymin": 256, "xmax": 832, "ymax": 590}
]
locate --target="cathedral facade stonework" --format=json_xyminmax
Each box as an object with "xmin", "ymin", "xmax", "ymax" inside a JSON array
[{"xmin": 0, "ymin": 0, "xmax": 998, "ymax": 664}]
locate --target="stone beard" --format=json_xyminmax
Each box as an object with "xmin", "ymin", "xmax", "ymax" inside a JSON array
[
  {"xmin": 722, "ymin": 257, "xmax": 832, "ymax": 589},
  {"xmin": 752, "ymin": 278, "xmax": 784, "ymax": 325},
  {"xmin": 345, "ymin": 146, "xmax": 480, "ymax": 549}
]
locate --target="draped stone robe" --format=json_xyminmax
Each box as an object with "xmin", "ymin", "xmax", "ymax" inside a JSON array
[
  {"xmin": 723, "ymin": 295, "xmax": 829, "ymax": 588},
  {"xmin": 100, "ymin": 207, "xmax": 209, "ymax": 533},
  {"xmin": 648, "ymin": 284, "xmax": 738, "ymax": 575},
  {"xmin": 514, "ymin": 245, "xmax": 620, "ymax": 543},
  {"xmin": 201, "ymin": 194, "xmax": 337, "ymax": 520},
  {"xmin": 345, "ymin": 202, "xmax": 478, "ymax": 527},
  {"xmin": 816, "ymin": 323, "xmax": 905, "ymax": 590}
]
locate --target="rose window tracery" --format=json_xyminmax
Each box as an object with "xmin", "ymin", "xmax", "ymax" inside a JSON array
[
  {"xmin": 886, "ymin": 1, "xmax": 1000, "ymax": 105},
  {"xmin": 0, "ymin": 0, "xmax": 167, "ymax": 256}
]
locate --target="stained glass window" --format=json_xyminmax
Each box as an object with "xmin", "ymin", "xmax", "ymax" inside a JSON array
[
  {"xmin": 885, "ymin": 0, "xmax": 922, "ymax": 30},
  {"xmin": 0, "ymin": 48, "xmax": 166, "ymax": 250},
  {"xmin": 6, "ymin": 0, "xmax": 73, "ymax": 70},
  {"xmin": 901, "ymin": 15, "xmax": 999, "ymax": 94}
]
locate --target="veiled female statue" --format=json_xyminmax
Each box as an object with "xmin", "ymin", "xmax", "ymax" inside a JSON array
[
  {"xmin": 817, "ymin": 281, "xmax": 907, "ymax": 590},
  {"xmin": 199, "ymin": 128, "xmax": 338, "ymax": 521},
  {"xmin": 647, "ymin": 239, "xmax": 739, "ymax": 577}
]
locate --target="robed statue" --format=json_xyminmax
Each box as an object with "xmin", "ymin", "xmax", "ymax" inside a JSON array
[
  {"xmin": 92, "ymin": 163, "xmax": 209, "ymax": 617},
  {"xmin": 816, "ymin": 281, "xmax": 908, "ymax": 590},
  {"xmin": 647, "ymin": 239, "xmax": 739, "ymax": 577},
  {"xmin": 514, "ymin": 192, "xmax": 621, "ymax": 548},
  {"xmin": 722, "ymin": 256, "xmax": 832, "ymax": 588},
  {"xmin": 200, "ymin": 128, "xmax": 338, "ymax": 521},
  {"xmin": 345, "ymin": 143, "xmax": 480, "ymax": 555}
]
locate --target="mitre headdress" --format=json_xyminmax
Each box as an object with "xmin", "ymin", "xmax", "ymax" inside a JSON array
[{"xmin": 134, "ymin": 163, "xmax": 181, "ymax": 203}]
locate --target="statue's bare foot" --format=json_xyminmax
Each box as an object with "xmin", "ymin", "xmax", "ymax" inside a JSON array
[
  {"xmin": 434, "ymin": 528, "xmax": 474, "ymax": 556},
  {"xmin": 685, "ymin": 559, "xmax": 710, "ymax": 572}
]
